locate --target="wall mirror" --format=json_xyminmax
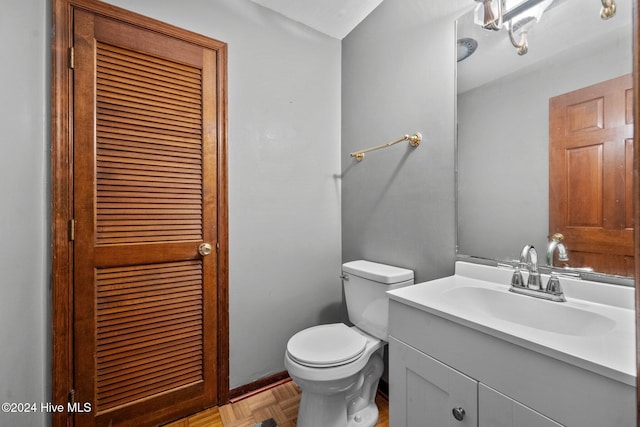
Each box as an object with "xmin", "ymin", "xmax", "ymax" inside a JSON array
[{"xmin": 456, "ymin": 0, "xmax": 634, "ymax": 281}]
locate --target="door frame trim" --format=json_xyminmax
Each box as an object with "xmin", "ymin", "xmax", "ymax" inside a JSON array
[{"xmin": 51, "ymin": 0, "xmax": 229, "ymax": 424}]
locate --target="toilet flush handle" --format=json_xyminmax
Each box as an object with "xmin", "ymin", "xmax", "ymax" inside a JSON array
[{"xmin": 340, "ymin": 274, "xmax": 349, "ymax": 280}]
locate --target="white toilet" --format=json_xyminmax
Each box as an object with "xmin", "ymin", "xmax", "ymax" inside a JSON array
[{"xmin": 284, "ymin": 260, "xmax": 414, "ymax": 427}]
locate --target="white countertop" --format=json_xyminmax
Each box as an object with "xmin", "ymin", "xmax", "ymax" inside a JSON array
[{"xmin": 387, "ymin": 261, "xmax": 637, "ymax": 386}]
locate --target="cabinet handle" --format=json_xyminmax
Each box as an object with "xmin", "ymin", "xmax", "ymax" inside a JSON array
[{"xmin": 452, "ymin": 407, "xmax": 466, "ymax": 421}]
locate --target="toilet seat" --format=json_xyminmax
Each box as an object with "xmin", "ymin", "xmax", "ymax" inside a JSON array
[{"xmin": 286, "ymin": 323, "xmax": 368, "ymax": 368}]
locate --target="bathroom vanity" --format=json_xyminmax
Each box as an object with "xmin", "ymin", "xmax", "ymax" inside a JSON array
[{"xmin": 387, "ymin": 262, "xmax": 636, "ymax": 426}]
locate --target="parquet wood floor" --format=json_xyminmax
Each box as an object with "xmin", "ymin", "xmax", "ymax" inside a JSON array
[{"xmin": 163, "ymin": 379, "xmax": 389, "ymax": 427}]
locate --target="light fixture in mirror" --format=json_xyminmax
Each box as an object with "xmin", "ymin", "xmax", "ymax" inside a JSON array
[
  {"xmin": 456, "ymin": 0, "xmax": 633, "ymax": 280},
  {"xmin": 472, "ymin": 0, "xmax": 617, "ymax": 55}
]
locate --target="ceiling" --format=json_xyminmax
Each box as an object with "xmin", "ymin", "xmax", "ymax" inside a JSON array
[
  {"xmin": 248, "ymin": 0, "xmax": 385, "ymax": 39},
  {"xmin": 248, "ymin": 0, "xmax": 473, "ymax": 40}
]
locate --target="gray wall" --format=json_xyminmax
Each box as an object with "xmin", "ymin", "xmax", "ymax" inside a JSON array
[
  {"xmin": 0, "ymin": 0, "xmax": 481, "ymax": 424},
  {"xmin": 341, "ymin": 0, "xmax": 461, "ymax": 283},
  {"xmin": 1, "ymin": 2, "xmax": 342, "ymax": 424},
  {"xmin": 457, "ymin": 26, "xmax": 632, "ymax": 262},
  {"xmin": 0, "ymin": 1, "xmax": 50, "ymax": 427}
]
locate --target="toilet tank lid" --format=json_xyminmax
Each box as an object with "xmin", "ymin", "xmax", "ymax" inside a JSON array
[{"xmin": 342, "ymin": 260, "xmax": 414, "ymax": 284}]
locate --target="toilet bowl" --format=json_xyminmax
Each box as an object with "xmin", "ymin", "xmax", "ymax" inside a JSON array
[
  {"xmin": 284, "ymin": 261, "xmax": 414, "ymax": 427},
  {"xmin": 285, "ymin": 324, "xmax": 385, "ymax": 427}
]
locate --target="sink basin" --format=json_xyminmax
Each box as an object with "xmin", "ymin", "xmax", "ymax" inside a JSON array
[
  {"xmin": 387, "ymin": 261, "xmax": 636, "ymax": 386},
  {"xmin": 441, "ymin": 286, "xmax": 616, "ymax": 336}
]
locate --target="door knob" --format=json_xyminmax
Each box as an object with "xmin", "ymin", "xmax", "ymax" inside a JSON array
[
  {"xmin": 198, "ymin": 243, "xmax": 212, "ymax": 256},
  {"xmin": 452, "ymin": 407, "xmax": 466, "ymax": 421}
]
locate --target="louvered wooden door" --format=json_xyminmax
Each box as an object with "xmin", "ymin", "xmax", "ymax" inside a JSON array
[
  {"xmin": 72, "ymin": 8, "xmax": 224, "ymax": 426},
  {"xmin": 549, "ymin": 74, "xmax": 634, "ymax": 276}
]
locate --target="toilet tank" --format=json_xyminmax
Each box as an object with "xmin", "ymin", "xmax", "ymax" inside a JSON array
[{"xmin": 342, "ymin": 260, "xmax": 414, "ymax": 340}]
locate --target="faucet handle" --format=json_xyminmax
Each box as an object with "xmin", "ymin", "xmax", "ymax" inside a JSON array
[
  {"xmin": 511, "ymin": 268, "xmax": 525, "ymax": 288},
  {"xmin": 546, "ymin": 274, "xmax": 563, "ymax": 295}
]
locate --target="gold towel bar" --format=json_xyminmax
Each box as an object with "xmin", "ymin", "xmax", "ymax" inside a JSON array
[{"xmin": 350, "ymin": 132, "xmax": 422, "ymax": 161}]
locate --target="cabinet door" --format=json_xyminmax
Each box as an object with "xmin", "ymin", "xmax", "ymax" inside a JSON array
[
  {"xmin": 479, "ymin": 384, "xmax": 564, "ymax": 427},
  {"xmin": 389, "ymin": 337, "xmax": 478, "ymax": 427}
]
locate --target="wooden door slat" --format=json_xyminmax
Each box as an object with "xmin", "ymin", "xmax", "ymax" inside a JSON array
[
  {"xmin": 97, "ymin": 79, "xmax": 202, "ymax": 110},
  {"xmin": 97, "ymin": 69, "xmax": 201, "ymax": 102},
  {"xmin": 98, "ymin": 42, "xmax": 203, "ymax": 80},
  {"xmin": 98, "ymin": 322, "xmax": 203, "ymax": 354},
  {"xmin": 98, "ymin": 136, "xmax": 202, "ymax": 156},
  {"xmin": 97, "ymin": 90, "xmax": 202, "ymax": 117},
  {"xmin": 98, "ymin": 373, "xmax": 203, "ymax": 411},
  {"xmin": 97, "ymin": 104, "xmax": 202, "ymax": 130},
  {"xmin": 97, "ymin": 64, "xmax": 202, "ymax": 95},
  {"xmin": 97, "ymin": 124, "xmax": 202, "ymax": 146},
  {"xmin": 97, "ymin": 110, "xmax": 202, "ymax": 134},
  {"xmin": 98, "ymin": 95, "xmax": 202, "ymax": 123},
  {"xmin": 99, "ymin": 316, "xmax": 203, "ymax": 340},
  {"xmin": 97, "ymin": 341, "xmax": 202, "ymax": 372}
]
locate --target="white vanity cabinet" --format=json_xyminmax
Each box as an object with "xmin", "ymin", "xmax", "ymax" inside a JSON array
[
  {"xmin": 387, "ymin": 297, "xmax": 636, "ymax": 427},
  {"xmin": 389, "ymin": 336, "xmax": 478, "ymax": 426},
  {"xmin": 390, "ymin": 336, "xmax": 561, "ymax": 427},
  {"xmin": 478, "ymin": 383, "xmax": 562, "ymax": 427}
]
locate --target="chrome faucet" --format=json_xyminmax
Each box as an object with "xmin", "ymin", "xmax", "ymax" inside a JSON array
[
  {"xmin": 517, "ymin": 244, "xmax": 542, "ymax": 289},
  {"xmin": 511, "ymin": 245, "xmax": 542, "ymax": 290},
  {"xmin": 510, "ymin": 244, "xmax": 566, "ymax": 302},
  {"xmin": 546, "ymin": 233, "xmax": 569, "ymax": 267}
]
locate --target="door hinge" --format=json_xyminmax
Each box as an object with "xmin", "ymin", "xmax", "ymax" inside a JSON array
[
  {"xmin": 69, "ymin": 47, "xmax": 74, "ymax": 69},
  {"xmin": 69, "ymin": 389, "xmax": 75, "ymax": 405},
  {"xmin": 69, "ymin": 219, "xmax": 75, "ymax": 241}
]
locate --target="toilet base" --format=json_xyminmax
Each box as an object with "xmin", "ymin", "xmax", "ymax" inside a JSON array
[
  {"xmin": 294, "ymin": 351, "xmax": 384, "ymax": 427},
  {"xmin": 348, "ymin": 402, "xmax": 379, "ymax": 427},
  {"xmin": 297, "ymin": 389, "xmax": 350, "ymax": 427}
]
